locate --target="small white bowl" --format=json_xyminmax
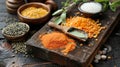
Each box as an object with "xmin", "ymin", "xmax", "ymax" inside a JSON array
[{"xmin": 78, "ymin": 2, "xmax": 102, "ymax": 17}]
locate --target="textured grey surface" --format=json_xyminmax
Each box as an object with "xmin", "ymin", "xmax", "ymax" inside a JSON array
[
  {"xmin": 0, "ymin": 0, "xmax": 120, "ymax": 67},
  {"xmin": 93, "ymin": 24, "xmax": 120, "ymax": 67}
]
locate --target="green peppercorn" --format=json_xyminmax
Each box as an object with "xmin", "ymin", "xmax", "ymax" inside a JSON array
[{"xmin": 2, "ymin": 22, "xmax": 29, "ymax": 37}]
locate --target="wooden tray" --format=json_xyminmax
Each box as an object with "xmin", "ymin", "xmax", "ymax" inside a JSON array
[{"xmin": 26, "ymin": 4, "xmax": 120, "ymax": 67}]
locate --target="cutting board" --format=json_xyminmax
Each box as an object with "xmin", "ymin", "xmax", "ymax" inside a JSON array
[{"xmin": 26, "ymin": 3, "xmax": 120, "ymax": 67}]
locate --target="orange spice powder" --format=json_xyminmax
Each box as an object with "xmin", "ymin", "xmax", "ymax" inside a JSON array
[
  {"xmin": 39, "ymin": 32, "xmax": 76, "ymax": 55},
  {"xmin": 63, "ymin": 16, "xmax": 105, "ymax": 38}
]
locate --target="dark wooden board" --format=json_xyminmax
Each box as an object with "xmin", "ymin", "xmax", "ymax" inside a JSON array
[{"xmin": 26, "ymin": 4, "xmax": 120, "ymax": 67}]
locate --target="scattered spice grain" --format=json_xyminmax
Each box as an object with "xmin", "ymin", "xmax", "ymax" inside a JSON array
[
  {"xmin": 107, "ymin": 56, "xmax": 112, "ymax": 60},
  {"xmin": 63, "ymin": 16, "xmax": 105, "ymax": 38},
  {"xmin": 11, "ymin": 41, "xmax": 33, "ymax": 57}
]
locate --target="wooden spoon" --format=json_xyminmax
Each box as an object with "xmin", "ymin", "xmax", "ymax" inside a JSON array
[{"xmin": 48, "ymin": 22, "xmax": 88, "ymax": 41}]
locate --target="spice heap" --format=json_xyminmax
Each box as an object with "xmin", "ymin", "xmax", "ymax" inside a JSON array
[
  {"xmin": 21, "ymin": 7, "xmax": 48, "ymax": 18},
  {"xmin": 12, "ymin": 41, "xmax": 33, "ymax": 57},
  {"xmin": 63, "ymin": 16, "xmax": 105, "ymax": 38},
  {"xmin": 40, "ymin": 32, "xmax": 76, "ymax": 55},
  {"xmin": 2, "ymin": 23, "xmax": 29, "ymax": 37},
  {"xmin": 12, "ymin": 41, "xmax": 27, "ymax": 54}
]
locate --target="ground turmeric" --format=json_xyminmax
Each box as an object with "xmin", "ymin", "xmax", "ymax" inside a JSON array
[
  {"xmin": 40, "ymin": 32, "xmax": 76, "ymax": 55},
  {"xmin": 21, "ymin": 7, "xmax": 48, "ymax": 18}
]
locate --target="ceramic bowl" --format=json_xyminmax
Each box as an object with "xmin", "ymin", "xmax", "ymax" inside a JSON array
[
  {"xmin": 17, "ymin": 2, "xmax": 51, "ymax": 24},
  {"xmin": 78, "ymin": 2, "xmax": 102, "ymax": 17},
  {"xmin": 2, "ymin": 22, "xmax": 30, "ymax": 41}
]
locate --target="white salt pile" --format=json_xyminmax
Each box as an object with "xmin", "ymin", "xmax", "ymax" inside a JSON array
[{"xmin": 79, "ymin": 2, "xmax": 102, "ymax": 14}]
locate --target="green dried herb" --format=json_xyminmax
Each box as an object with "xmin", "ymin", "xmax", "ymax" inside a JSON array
[
  {"xmin": 62, "ymin": 0, "xmax": 70, "ymax": 7},
  {"xmin": 94, "ymin": 0, "xmax": 120, "ymax": 11},
  {"xmin": 102, "ymin": 2, "xmax": 109, "ymax": 11},
  {"xmin": 52, "ymin": 0, "xmax": 79, "ymax": 24},
  {"xmin": 109, "ymin": 0, "xmax": 120, "ymax": 11},
  {"xmin": 54, "ymin": 11, "xmax": 66, "ymax": 25},
  {"xmin": 73, "ymin": 0, "xmax": 79, "ymax": 2},
  {"xmin": 94, "ymin": 0, "xmax": 109, "ymax": 3},
  {"xmin": 3, "ymin": 23, "xmax": 29, "ymax": 37},
  {"xmin": 52, "ymin": 9, "xmax": 63, "ymax": 16},
  {"xmin": 54, "ymin": 16, "xmax": 63, "ymax": 25},
  {"xmin": 82, "ymin": 0, "xmax": 87, "ymax": 2}
]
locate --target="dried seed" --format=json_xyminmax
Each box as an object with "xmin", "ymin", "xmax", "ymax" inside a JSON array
[
  {"xmin": 11, "ymin": 41, "xmax": 34, "ymax": 58},
  {"xmin": 95, "ymin": 39, "xmax": 98, "ymax": 41},
  {"xmin": 80, "ymin": 44, "xmax": 83, "ymax": 47},
  {"xmin": 25, "ymin": 55, "xmax": 28, "ymax": 57},
  {"xmin": 11, "ymin": 54, "xmax": 15, "ymax": 57},
  {"xmin": 14, "ymin": 51, "xmax": 18, "ymax": 54},
  {"xmin": 107, "ymin": 56, "xmax": 112, "ymax": 60},
  {"xmin": 25, "ymin": 52, "xmax": 27, "ymax": 55},
  {"xmin": 101, "ymin": 55, "xmax": 107, "ymax": 60},
  {"xmin": 95, "ymin": 54, "xmax": 101, "ymax": 60},
  {"xmin": 12, "ymin": 50, "xmax": 14, "ymax": 52},
  {"xmin": 12, "ymin": 41, "xmax": 27, "ymax": 54}
]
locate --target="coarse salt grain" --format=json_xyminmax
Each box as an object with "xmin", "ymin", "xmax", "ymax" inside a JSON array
[{"xmin": 80, "ymin": 2, "xmax": 102, "ymax": 13}]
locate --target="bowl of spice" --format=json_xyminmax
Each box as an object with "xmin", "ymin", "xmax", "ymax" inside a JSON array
[
  {"xmin": 2, "ymin": 22, "xmax": 30, "ymax": 41},
  {"xmin": 78, "ymin": 2, "xmax": 102, "ymax": 17},
  {"xmin": 17, "ymin": 2, "xmax": 51, "ymax": 24}
]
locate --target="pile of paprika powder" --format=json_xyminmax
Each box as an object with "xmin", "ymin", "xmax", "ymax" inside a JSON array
[{"xmin": 39, "ymin": 31, "xmax": 76, "ymax": 55}]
